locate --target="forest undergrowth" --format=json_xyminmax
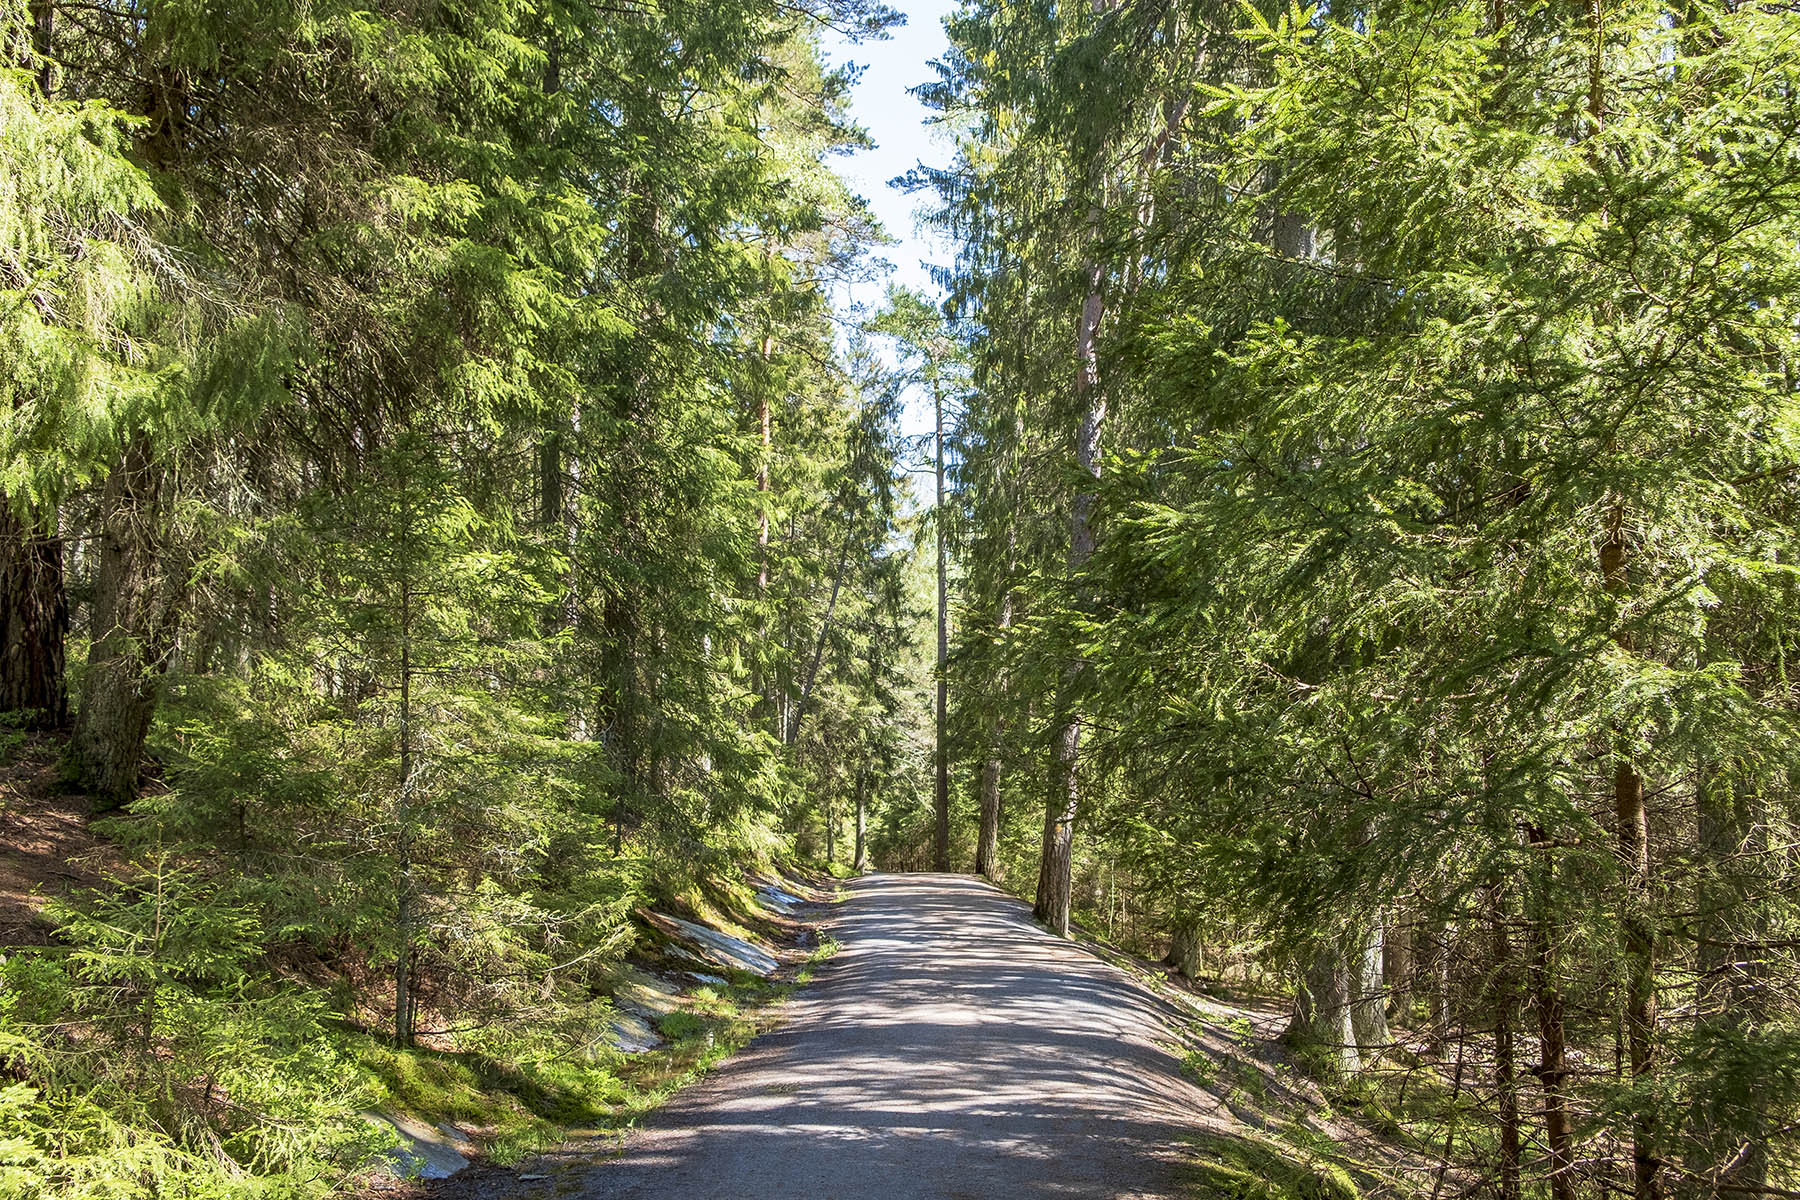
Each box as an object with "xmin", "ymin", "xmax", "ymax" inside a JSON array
[{"xmin": 0, "ymin": 727, "xmax": 847, "ymax": 1200}]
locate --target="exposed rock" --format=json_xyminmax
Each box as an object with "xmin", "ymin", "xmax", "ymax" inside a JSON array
[
  {"xmin": 642, "ymin": 910, "xmax": 779, "ymax": 977},
  {"xmin": 606, "ymin": 1009, "xmax": 664, "ymax": 1053},
  {"xmin": 366, "ymin": 1110, "xmax": 472, "ymax": 1180},
  {"xmin": 615, "ymin": 970, "xmax": 684, "ymax": 1018},
  {"xmin": 756, "ymin": 883, "xmax": 805, "ymax": 914}
]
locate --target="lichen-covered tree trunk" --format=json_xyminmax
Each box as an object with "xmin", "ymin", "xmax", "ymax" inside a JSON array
[
  {"xmin": 1349, "ymin": 922, "xmax": 1389, "ymax": 1054},
  {"xmin": 71, "ymin": 434, "xmax": 179, "ymax": 805},
  {"xmin": 1166, "ymin": 919, "xmax": 1203, "ymax": 980},
  {"xmin": 1284, "ymin": 939, "xmax": 1360, "ymax": 1077},
  {"xmin": 0, "ymin": 499, "xmax": 68, "ymax": 729},
  {"xmin": 1285, "ymin": 921, "xmax": 1386, "ymax": 1078}
]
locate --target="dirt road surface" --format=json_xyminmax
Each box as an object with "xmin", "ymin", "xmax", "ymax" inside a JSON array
[{"xmin": 573, "ymin": 873, "xmax": 1209, "ymax": 1199}]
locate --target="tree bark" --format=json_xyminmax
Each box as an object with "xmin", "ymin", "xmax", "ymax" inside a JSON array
[
  {"xmin": 392, "ymin": 481, "xmax": 421, "ymax": 1048},
  {"xmin": 1489, "ymin": 885, "xmax": 1522, "ymax": 1200},
  {"xmin": 755, "ymin": 323, "xmax": 775, "ymax": 738},
  {"xmin": 1422, "ymin": 919, "xmax": 1452, "ymax": 1059},
  {"xmin": 976, "ymin": 516, "xmax": 1015, "ymax": 881},
  {"xmin": 853, "ymin": 767, "xmax": 868, "ymax": 873},
  {"xmin": 933, "ymin": 382, "xmax": 950, "ymax": 872},
  {"xmin": 1603, "ymin": 505, "xmax": 1660, "ymax": 1200},
  {"xmin": 975, "ymin": 753, "xmax": 1001, "ymax": 881},
  {"xmin": 1166, "ymin": 918, "xmax": 1203, "ymax": 980},
  {"xmin": 1349, "ymin": 920, "xmax": 1389, "ymax": 1056},
  {"xmin": 0, "ymin": 501, "xmax": 69, "ymax": 729},
  {"xmin": 1036, "ymin": 257, "xmax": 1105, "ymax": 936},
  {"xmin": 1, "ymin": 10, "xmax": 70, "ymax": 730},
  {"xmin": 788, "ymin": 520, "xmax": 853, "ymax": 746},
  {"xmin": 1383, "ymin": 911, "xmax": 1412, "ymax": 1015},
  {"xmin": 1696, "ymin": 766, "xmax": 1769, "ymax": 1189},
  {"xmin": 1285, "ymin": 921, "xmax": 1385, "ymax": 1078},
  {"xmin": 1284, "ymin": 939, "xmax": 1360, "ymax": 1078},
  {"xmin": 1528, "ymin": 830, "xmax": 1576, "ymax": 1200},
  {"xmin": 71, "ymin": 434, "xmax": 178, "ymax": 805}
]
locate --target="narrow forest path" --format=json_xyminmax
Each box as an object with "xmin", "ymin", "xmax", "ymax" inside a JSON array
[{"xmin": 568, "ymin": 873, "xmax": 1222, "ymax": 1199}]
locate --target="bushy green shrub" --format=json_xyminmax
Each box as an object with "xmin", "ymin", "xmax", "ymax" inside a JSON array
[{"xmin": 0, "ymin": 860, "xmax": 390, "ymax": 1199}]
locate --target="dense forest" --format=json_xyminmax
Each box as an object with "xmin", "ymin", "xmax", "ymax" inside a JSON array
[
  {"xmin": 1, "ymin": 0, "xmax": 946, "ymax": 1192},
  {"xmin": 927, "ymin": 2, "xmax": 1800, "ymax": 1197},
  {"xmin": 5, "ymin": 0, "xmax": 1800, "ymax": 1197}
]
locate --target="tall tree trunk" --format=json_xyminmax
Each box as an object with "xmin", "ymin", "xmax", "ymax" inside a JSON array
[
  {"xmin": 72, "ymin": 56, "xmax": 190, "ymax": 804},
  {"xmin": 393, "ymin": 562, "xmax": 417, "ymax": 1047},
  {"xmin": 1286, "ymin": 920, "xmax": 1385, "ymax": 1078},
  {"xmin": 1421, "ymin": 918, "xmax": 1452, "ymax": 1058},
  {"xmin": 788, "ymin": 520, "xmax": 853, "ymax": 746},
  {"xmin": 1383, "ymin": 910, "xmax": 1412, "ymax": 1016},
  {"xmin": 756, "ymin": 333, "xmax": 775, "ymax": 738},
  {"xmin": 0, "ymin": 501, "xmax": 68, "ymax": 729},
  {"xmin": 1603, "ymin": 505, "xmax": 1660, "ymax": 1200},
  {"xmin": 2, "ymin": 2, "xmax": 68, "ymax": 729},
  {"xmin": 853, "ymin": 766, "xmax": 868, "ymax": 873},
  {"xmin": 1166, "ymin": 918, "xmax": 1203, "ymax": 980},
  {"xmin": 975, "ymin": 753, "xmax": 1002, "ymax": 881},
  {"xmin": 1349, "ymin": 921, "xmax": 1389, "ymax": 1056},
  {"xmin": 1036, "ymin": 255, "xmax": 1106, "ymax": 936},
  {"xmin": 1528, "ymin": 830, "xmax": 1576, "ymax": 1200},
  {"xmin": 976, "ymin": 529, "xmax": 1014, "ymax": 881},
  {"xmin": 1284, "ymin": 938, "xmax": 1360, "ymax": 1078},
  {"xmin": 1032, "ymin": 48, "xmax": 1196, "ymax": 929},
  {"xmin": 933, "ymin": 383, "xmax": 950, "ymax": 872},
  {"xmin": 1696, "ymin": 766, "xmax": 1769, "ymax": 1189},
  {"xmin": 1489, "ymin": 885, "xmax": 1522, "ymax": 1200},
  {"xmin": 71, "ymin": 434, "xmax": 178, "ymax": 805}
]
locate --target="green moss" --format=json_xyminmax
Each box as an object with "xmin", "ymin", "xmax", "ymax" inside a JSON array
[
  {"xmin": 1186, "ymin": 1133, "xmax": 1360, "ymax": 1200},
  {"xmin": 349, "ymin": 954, "xmax": 798, "ymax": 1167}
]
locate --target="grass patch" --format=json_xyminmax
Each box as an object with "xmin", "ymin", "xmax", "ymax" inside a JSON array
[
  {"xmin": 351, "ymin": 874, "xmax": 827, "ymax": 1170},
  {"xmin": 1188, "ymin": 1131, "xmax": 1360, "ymax": 1200},
  {"xmin": 1183, "ymin": 1048, "xmax": 1221, "ymax": 1088},
  {"xmin": 354, "ymin": 960, "xmax": 803, "ymax": 1166}
]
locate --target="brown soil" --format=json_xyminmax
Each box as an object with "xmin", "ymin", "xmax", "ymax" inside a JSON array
[{"xmin": 0, "ymin": 732, "xmax": 112, "ymax": 945}]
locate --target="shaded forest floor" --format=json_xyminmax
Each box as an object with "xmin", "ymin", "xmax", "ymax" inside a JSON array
[
  {"xmin": 0, "ymin": 731, "xmax": 113, "ymax": 945},
  {"xmin": 0, "ymin": 729, "xmax": 845, "ymax": 1194},
  {"xmin": 1077, "ymin": 935, "xmax": 1451, "ymax": 1200}
]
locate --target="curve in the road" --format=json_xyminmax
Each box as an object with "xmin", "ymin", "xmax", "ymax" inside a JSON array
[{"xmin": 576, "ymin": 872, "xmax": 1215, "ymax": 1200}]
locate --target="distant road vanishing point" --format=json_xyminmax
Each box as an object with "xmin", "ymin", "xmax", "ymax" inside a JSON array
[{"xmin": 574, "ymin": 873, "xmax": 1214, "ymax": 1200}]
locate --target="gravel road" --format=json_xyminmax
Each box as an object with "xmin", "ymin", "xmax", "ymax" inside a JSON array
[{"xmin": 572, "ymin": 872, "xmax": 1208, "ymax": 1199}]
